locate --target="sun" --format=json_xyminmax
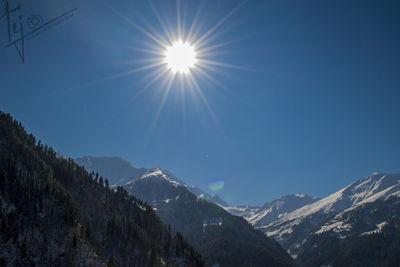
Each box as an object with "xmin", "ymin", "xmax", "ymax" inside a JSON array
[
  {"xmin": 164, "ymin": 40, "xmax": 198, "ymax": 74},
  {"xmin": 103, "ymin": 1, "xmax": 246, "ymax": 135}
]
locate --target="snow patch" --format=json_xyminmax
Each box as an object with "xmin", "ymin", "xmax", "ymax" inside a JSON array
[
  {"xmin": 140, "ymin": 169, "xmax": 183, "ymax": 187},
  {"xmin": 360, "ymin": 221, "xmax": 388, "ymax": 236},
  {"xmin": 315, "ymin": 221, "xmax": 352, "ymax": 235}
]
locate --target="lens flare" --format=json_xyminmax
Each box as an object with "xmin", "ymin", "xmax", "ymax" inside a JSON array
[{"xmin": 208, "ymin": 180, "xmax": 224, "ymax": 192}]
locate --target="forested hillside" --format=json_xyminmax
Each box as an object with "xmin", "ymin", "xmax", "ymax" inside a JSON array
[{"xmin": 0, "ymin": 111, "xmax": 204, "ymax": 267}]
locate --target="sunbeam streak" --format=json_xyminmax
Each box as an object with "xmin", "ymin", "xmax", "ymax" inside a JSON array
[{"xmin": 105, "ymin": 0, "xmax": 250, "ymax": 140}]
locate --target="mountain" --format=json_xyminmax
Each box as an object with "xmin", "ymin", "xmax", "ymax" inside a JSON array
[
  {"xmin": 75, "ymin": 156, "xmax": 147, "ymax": 186},
  {"xmin": 0, "ymin": 111, "xmax": 204, "ymax": 266},
  {"xmin": 75, "ymin": 157, "xmax": 228, "ymax": 207},
  {"xmin": 73, "ymin": 156, "xmax": 293, "ymax": 265},
  {"xmin": 223, "ymin": 172, "xmax": 400, "ymax": 266},
  {"xmin": 224, "ymin": 194, "xmax": 319, "ymax": 228},
  {"xmin": 296, "ymin": 196, "xmax": 400, "ymax": 266},
  {"xmin": 120, "ymin": 169, "xmax": 295, "ymax": 266},
  {"xmin": 122, "ymin": 168, "xmax": 228, "ymax": 207},
  {"xmin": 258, "ymin": 172, "xmax": 400, "ymax": 257},
  {"xmin": 123, "ymin": 169, "xmax": 191, "ymax": 207}
]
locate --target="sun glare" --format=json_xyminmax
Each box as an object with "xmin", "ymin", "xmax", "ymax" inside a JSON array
[
  {"xmin": 106, "ymin": 1, "xmax": 246, "ymax": 137},
  {"xmin": 164, "ymin": 41, "xmax": 198, "ymax": 74}
]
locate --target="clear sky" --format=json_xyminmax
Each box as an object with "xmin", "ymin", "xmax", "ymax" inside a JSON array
[{"xmin": 1, "ymin": 0, "xmax": 400, "ymax": 205}]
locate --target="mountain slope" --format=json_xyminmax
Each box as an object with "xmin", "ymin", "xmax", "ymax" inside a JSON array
[
  {"xmin": 225, "ymin": 194, "xmax": 318, "ymax": 227},
  {"xmin": 122, "ymin": 169, "xmax": 295, "ymax": 267},
  {"xmin": 259, "ymin": 172, "xmax": 400, "ymax": 255},
  {"xmin": 296, "ymin": 196, "xmax": 400, "ymax": 266},
  {"xmin": 76, "ymin": 157, "xmax": 228, "ymax": 207},
  {"xmin": 0, "ymin": 111, "xmax": 204, "ymax": 267},
  {"xmin": 75, "ymin": 156, "xmax": 146, "ymax": 185}
]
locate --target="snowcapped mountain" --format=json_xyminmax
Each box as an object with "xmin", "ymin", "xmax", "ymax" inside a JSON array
[
  {"xmin": 224, "ymin": 194, "xmax": 318, "ymax": 227},
  {"xmin": 74, "ymin": 156, "xmax": 400, "ymax": 264},
  {"xmin": 122, "ymin": 168, "xmax": 191, "ymax": 205},
  {"xmin": 75, "ymin": 156, "xmax": 228, "ymax": 206},
  {"xmin": 258, "ymin": 172, "xmax": 400, "ymax": 255},
  {"xmin": 77, "ymin": 162, "xmax": 293, "ymax": 266},
  {"xmin": 121, "ymin": 169, "xmax": 294, "ymax": 266},
  {"xmin": 123, "ymin": 168, "xmax": 228, "ymax": 206},
  {"xmin": 296, "ymin": 196, "xmax": 400, "ymax": 266}
]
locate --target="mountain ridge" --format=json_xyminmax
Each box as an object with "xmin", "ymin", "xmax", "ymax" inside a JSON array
[
  {"xmin": 224, "ymin": 193, "xmax": 319, "ymax": 227},
  {"xmin": 73, "ymin": 155, "xmax": 400, "ymax": 265},
  {"xmin": 254, "ymin": 172, "xmax": 400, "ymax": 256},
  {"xmin": 75, "ymin": 157, "xmax": 228, "ymax": 207},
  {"xmin": 122, "ymin": 168, "xmax": 295, "ymax": 267},
  {"xmin": 76, "ymin": 157, "xmax": 294, "ymax": 266},
  {"xmin": 75, "ymin": 156, "xmax": 147, "ymax": 186}
]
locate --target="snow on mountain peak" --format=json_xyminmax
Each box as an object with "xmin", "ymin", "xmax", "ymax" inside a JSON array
[
  {"xmin": 276, "ymin": 173, "xmax": 400, "ymax": 222},
  {"xmin": 139, "ymin": 168, "xmax": 183, "ymax": 187},
  {"xmin": 141, "ymin": 168, "xmax": 169, "ymax": 180},
  {"xmin": 123, "ymin": 168, "xmax": 229, "ymax": 206},
  {"xmin": 224, "ymin": 193, "xmax": 318, "ymax": 227},
  {"xmin": 259, "ymin": 172, "xmax": 400, "ymax": 251}
]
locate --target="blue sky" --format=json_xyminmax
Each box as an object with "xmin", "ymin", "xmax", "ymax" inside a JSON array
[{"xmin": 1, "ymin": 0, "xmax": 400, "ymax": 205}]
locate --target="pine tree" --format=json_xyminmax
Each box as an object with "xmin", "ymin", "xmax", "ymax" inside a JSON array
[{"xmin": 108, "ymin": 252, "xmax": 114, "ymax": 266}]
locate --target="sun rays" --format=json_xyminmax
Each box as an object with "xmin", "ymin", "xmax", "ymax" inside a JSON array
[{"xmin": 103, "ymin": 0, "xmax": 248, "ymax": 139}]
